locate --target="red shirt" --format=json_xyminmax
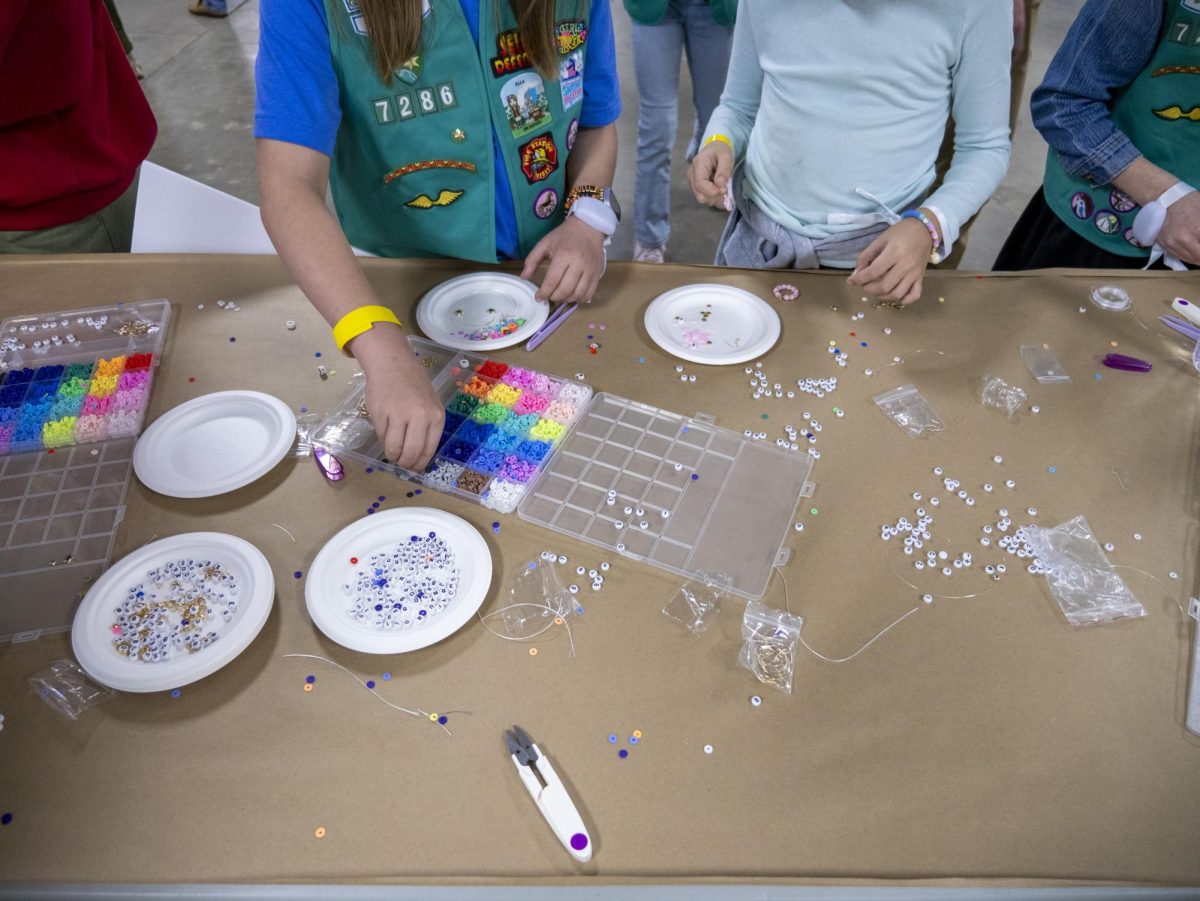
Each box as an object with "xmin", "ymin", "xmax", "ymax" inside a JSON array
[{"xmin": 0, "ymin": 0, "xmax": 157, "ymax": 230}]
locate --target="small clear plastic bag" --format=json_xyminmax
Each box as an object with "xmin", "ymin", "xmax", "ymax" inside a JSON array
[
  {"xmin": 738, "ymin": 602, "xmax": 804, "ymax": 694},
  {"xmin": 1020, "ymin": 344, "xmax": 1070, "ymax": 384},
  {"xmin": 1022, "ymin": 515, "xmax": 1146, "ymax": 626},
  {"xmin": 490, "ymin": 557, "xmax": 578, "ymax": 640},
  {"xmin": 662, "ymin": 573, "xmax": 727, "ymax": 635},
  {"xmin": 873, "ymin": 384, "xmax": 944, "ymax": 438},
  {"xmin": 28, "ymin": 660, "xmax": 113, "ymax": 719},
  {"xmin": 979, "ymin": 374, "xmax": 1028, "ymax": 418}
]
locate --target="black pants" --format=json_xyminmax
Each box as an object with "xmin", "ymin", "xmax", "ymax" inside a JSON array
[{"xmin": 993, "ymin": 188, "xmax": 1192, "ymax": 271}]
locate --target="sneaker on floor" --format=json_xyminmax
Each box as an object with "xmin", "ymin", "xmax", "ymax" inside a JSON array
[
  {"xmin": 187, "ymin": 0, "xmax": 228, "ymax": 17},
  {"xmin": 127, "ymin": 52, "xmax": 145, "ymax": 80},
  {"xmin": 633, "ymin": 242, "xmax": 666, "ymax": 264}
]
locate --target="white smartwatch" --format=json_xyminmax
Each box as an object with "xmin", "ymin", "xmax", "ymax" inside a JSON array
[
  {"xmin": 1132, "ymin": 181, "xmax": 1196, "ymax": 247},
  {"xmin": 567, "ymin": 195, "xmax": 619, "ymax": 237}
]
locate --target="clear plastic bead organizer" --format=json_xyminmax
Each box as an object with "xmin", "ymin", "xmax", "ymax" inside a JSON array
[
  {"xmin": 0, "ymin": 436, "xmax": 135, "ymax": 642},
  {"xmin": 0, "ymin": 300, "xmax": 173, "ymax": 456},
  {"xmin": 517, "ymin": 393, "xmax": 817, "ymax": 600},
  {"xmin": 315, "ymin": 337, "xmax": 593, "ymax": 514}
]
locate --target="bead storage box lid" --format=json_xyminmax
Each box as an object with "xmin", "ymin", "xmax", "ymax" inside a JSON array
[
  {"xmin": 313, "ymin": 336, "xmax": 593, "ymax": 515},
  {"xmin": 0, "ymin": 300, "xmax": 172, "ymax": 457},
  {"xmin": 517, "ymin": 393, "xmax": 817, "ymax": 601}
]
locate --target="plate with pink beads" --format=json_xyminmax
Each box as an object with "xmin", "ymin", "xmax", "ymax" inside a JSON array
[
  {"xmin": 416, "ymin": 273, "xmax": 548, "ymax": 351},
  {"xmin": 644, "ymin": 284, "xmax": 780, "ymax": 365}
]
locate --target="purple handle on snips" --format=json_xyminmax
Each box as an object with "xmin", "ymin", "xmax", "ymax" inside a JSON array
[
  {"xmin": 313, "ymin": 444, "xmax": 345, "ymax": 481},
  {"xmin": 1102, "ymin": 353, "xmax": 1152, "ymax": 373}
]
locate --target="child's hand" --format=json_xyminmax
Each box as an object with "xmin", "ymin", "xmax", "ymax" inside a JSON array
[
  {"xmin": 847, "ymin": 219, "xmax": 935, "ymax": 304},
  {"xmin": 520, "ymin": 215, "xmax": 607, "ymax": 303},
  {"xmin": 688, "ymin": 141, "xmax": 734, "ymax": 209},
  {"xmin": 352, "ymin": 325, "xmax": 445, "ymax": 470},
  {"xmin": 1158, "ymin": 191, "xmax": 1200, "ymax": 266}
]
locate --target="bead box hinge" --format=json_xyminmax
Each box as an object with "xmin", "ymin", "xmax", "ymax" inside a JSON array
[
  {"xmin": 774, "ymin": 549, "xmax": 792, "ymax": 567},
  {"xmin": 1189, "ymin": 597, "xmax": 1200, "ymax": 623},
  {"xmin": 800, "ymin": 480, "xmax": 816, "ymax": 498}
]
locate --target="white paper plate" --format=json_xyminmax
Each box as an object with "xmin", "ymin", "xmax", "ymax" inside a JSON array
[
  {"xmin": 134, "ymin": 390, "xmax": 297, "ymax": 498},
  {"xmin": 416, "ymin": 272, "xmax": 548, "ymax": 351},
  {"xmin": 305, "ymin": 507, "xmax": 492, "ymax": 654},
  {"xmin": 72, "ymin": 532, "xmax": 275, "ymax": 693},
  {"xmin": 644, "ymin": 284, "xmax": 781, "ymax": 365}
]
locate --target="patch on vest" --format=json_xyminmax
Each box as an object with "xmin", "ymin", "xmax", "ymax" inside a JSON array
[
  {"xmin": 1153, "ymin": 105, "xmax": 1200, "ymax": 121},
  {"xmin": 1152, "ymin": 65, "xmax": 1200, "ymax": 76},
  {"xmin": 555, "ymin": 20, "xmax": 588, "ymax": 55},
  {"xmin": 492, "ymin": 29, "xmax": 532, "ymax": 77},
  {"xmin": 534, "ymin": 188, "xmax": 559, "ymax": 219},
  {"xmin": 1093, "ymin": 210, "xmax": 1121, "ymax": 235},
  {"xmin": 383, "ymin": 159, "xmax": 477, "ymax": 185},
  {"xmin": 1181, "ymin": 0, "xmax": 1200, "ymax": 14},
  {"xmin": 566, "ymin": 118, "xmax": 579, "ymax": 151},
  {"xmin": 519, "ymin": 133, "xmax": 558, "ymax": 184},
  {"xmin": 404, "ymin": 190, "xmax": 464, "ymax": 209},
  {"xmin": 1070, "ymin": 192, "xmax": 1094, "ymax": 220},
  {"xmin": 559, "ymin": 51, "xmax": 584, "ymax": 109},
  {"xmin": 502, "ymin": 73, "xmax": 552, "ymax": 139},
  {"xmin": 1109, "ymin": 189, "xmax": 1137, "ymax": 213}
]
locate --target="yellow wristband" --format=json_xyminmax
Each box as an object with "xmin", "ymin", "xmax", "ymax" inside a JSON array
[
  {"xmin": 704, "ymin": 133, "xmax": 733, "ymax": 151},
  {"xmin": 332, "ymin": 305, "xmax": 402, "ymax": 355}
]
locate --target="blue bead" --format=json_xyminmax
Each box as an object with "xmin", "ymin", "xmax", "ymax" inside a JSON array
[
  {"xmin": 382, "ymin": 672, "xmax": 391, "ymax": 680},
  {"xmin": 438, "ymin": 715, "xmax": 448, "ymax": 725},
  {"xmin": 366, "ymin": 680, "xmax": 376, "ymax": 689},
  {"xmin": 618, "ymin": 749, "xmax": 628, "ymax": 759},
  {"xmin": 608, "ymin": 734, "xmax": 617, "ymax": 744}
]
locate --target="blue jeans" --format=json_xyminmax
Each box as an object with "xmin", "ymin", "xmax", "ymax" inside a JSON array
[{"xmin": 631, "ymin": 0, "xmax": 732, "ymax": 249}]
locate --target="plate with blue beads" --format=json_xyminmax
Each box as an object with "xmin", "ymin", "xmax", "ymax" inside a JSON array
[
  {"xmin": 71, "ymin": 532, "xmax": 275, "ymax": 692},
  {"xmin": 304, "ymin": 507, "xmax": 493, "ymax": 654}
]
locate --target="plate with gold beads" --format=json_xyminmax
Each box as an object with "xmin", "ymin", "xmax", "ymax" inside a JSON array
[{"xmin": 71, "ymin": 532, "xmax": 274, "ymax": 693}]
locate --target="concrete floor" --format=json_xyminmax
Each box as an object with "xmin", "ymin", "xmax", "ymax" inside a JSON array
[{"xmin": 116, "ymin": 0, "xmax": 1084, "ymax": 271}]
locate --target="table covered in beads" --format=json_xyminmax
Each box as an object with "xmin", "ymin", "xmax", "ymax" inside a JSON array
[{"xmin": 0, "ymin": 255, "xmax": 1199, "ymax": 890}]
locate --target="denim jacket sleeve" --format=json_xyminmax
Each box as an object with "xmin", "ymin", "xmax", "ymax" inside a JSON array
[{"xmin": 1030, "ymin": 0, "xmax": 1164, "ymax": 185}]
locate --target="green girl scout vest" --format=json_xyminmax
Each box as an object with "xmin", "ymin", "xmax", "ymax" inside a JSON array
[
  {"xmin": 1043, "ymin": 0, "xmax": 1200, "ymax": 257},
  {"xmin": 324, "ymin": 0, "xmax": 591, "ymax": 261}
]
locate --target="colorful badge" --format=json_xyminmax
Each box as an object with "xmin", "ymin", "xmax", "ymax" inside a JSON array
[
  {"xmin": 1109, "ymin": 189, "xmax": 1137, "ymax": 213},
  {"xmin": 559, "ymin": 51, "xmax": 584, "ymax": 110},
  {"xmin": 343, "ymin": 0, "xmax": 359, "ymax": 11},
  {"xmin": 405, "ymin": 190, "xmax": 464, "ymax": 209},
  {"xmin": 534, "ymin": 188, "xmax": 559, "ymax": 219},
  {"xmin": 1182, "ymin": 0, "xmax": 1200, "ymax": 14},
  {"xmin": 1094, "ymin": 210, "xmax": 1121, "ymax": 235},
  {"xmin": 566, "ymin": 118, "xmax": 579, "ymax": 152},
  {"xmin": 520, "ymin": 133, "xmax": 558, "ymax": 184},
  {"xmin": 1071, "ymin": 191, "xmax": 1094, "ymax": 220},
  {"xmin": 1124, "ymin": 228, "xmax": 1145, "ymax": 248},
  {"xmin": 350, "ymin": 13, "xmax": 367, "ymax": 35},
  {"xmin": 1153, "ymin": 105, "xmax": 1200, "ymax": 121},
  {"xmin": 396, "ymin": 54, "xmax": 422, "ymax": 85},
  {"xmin": 501, "ymin": 73, "xmax": 552, "ymax": 139},
  {"xmin": 556, "ymin": 20, "xmax": 588, "ymax": 55},
  {"xmin": 492, "ymin": 29, "xmax": 532, "ymax": 77}
]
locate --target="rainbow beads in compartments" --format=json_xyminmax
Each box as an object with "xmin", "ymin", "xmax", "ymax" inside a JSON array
[
  {"xmin": 426, "ymin": 360, "xmax": 591, "ymax": 513},
  {"xmin": 0, "ymin": 300, "xmax": 171, "ymax": 457}
]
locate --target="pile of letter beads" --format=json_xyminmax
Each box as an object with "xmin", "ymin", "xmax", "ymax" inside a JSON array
[
  {"xmin": 0, "ymin": 353, "xmax": 156, "ymax": 455},
  {"xmin": 422, "ymin": 360, "xmax": 592, "ymax": 514},
  {"xmin": 342, "ymin": 532, "xmax": 459, "ymax": 630},
  {"xmin": 110, "ymin": 558, "xmax": 238, "ymax": 663}
]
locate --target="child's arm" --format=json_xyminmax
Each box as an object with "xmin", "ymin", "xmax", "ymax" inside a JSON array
[
  {"xmin": 689, "ymin": 6, "xmax": 762, "ymax": 207},
  {"xmin": 258, "ymin": 138, "xmax": 445, "ymax": 471}
]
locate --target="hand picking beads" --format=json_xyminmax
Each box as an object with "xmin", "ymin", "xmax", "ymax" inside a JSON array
[
  {"xmin": 342, "ymin": 533, "xmax": 460, "ymax": 631},
  {"xmin": 110, "ymin": 558, "xmax": 239, "ymax": 662}
]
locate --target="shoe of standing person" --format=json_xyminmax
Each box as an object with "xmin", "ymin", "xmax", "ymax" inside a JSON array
[
  {"xmin": 633, "ymin": 242, "xmax": 665, "ymax": 263},
  {"xmin": 188, "ymin": 0, "xmax": 228, "ymax": 18},
  {"xmin": 127, "ymin": 52, "xmax": 144, "ymax": 79}
]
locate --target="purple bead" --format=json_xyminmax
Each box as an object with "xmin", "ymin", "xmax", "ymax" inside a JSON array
[{"xmin": 570, "ymin": 832, "xmax": 588, "ymax": 851}]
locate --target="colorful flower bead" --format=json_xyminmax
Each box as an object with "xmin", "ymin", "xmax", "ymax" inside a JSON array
[
  {"xmin": 486, "ymin": 383, "xmax": 522, "ymax": 407},
  {"xmin": 528, "ymin": 373, "xmax": 558, "ymax": 396},
  {"xmin": 529, "ymin": 418, "xmax": 565, "ymax": 443},
  {"xmin": 500, "ymin": 366, "xmax": 533, "ymax": 388},
  {"xmin": 513, "ymin": 393, "xmax": 550, "ymax": 415}
]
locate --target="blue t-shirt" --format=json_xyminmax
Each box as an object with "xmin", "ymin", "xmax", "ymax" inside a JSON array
[{"xmin": 255, "ymin": 0, "xmax": 621, "ymax": 260}]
